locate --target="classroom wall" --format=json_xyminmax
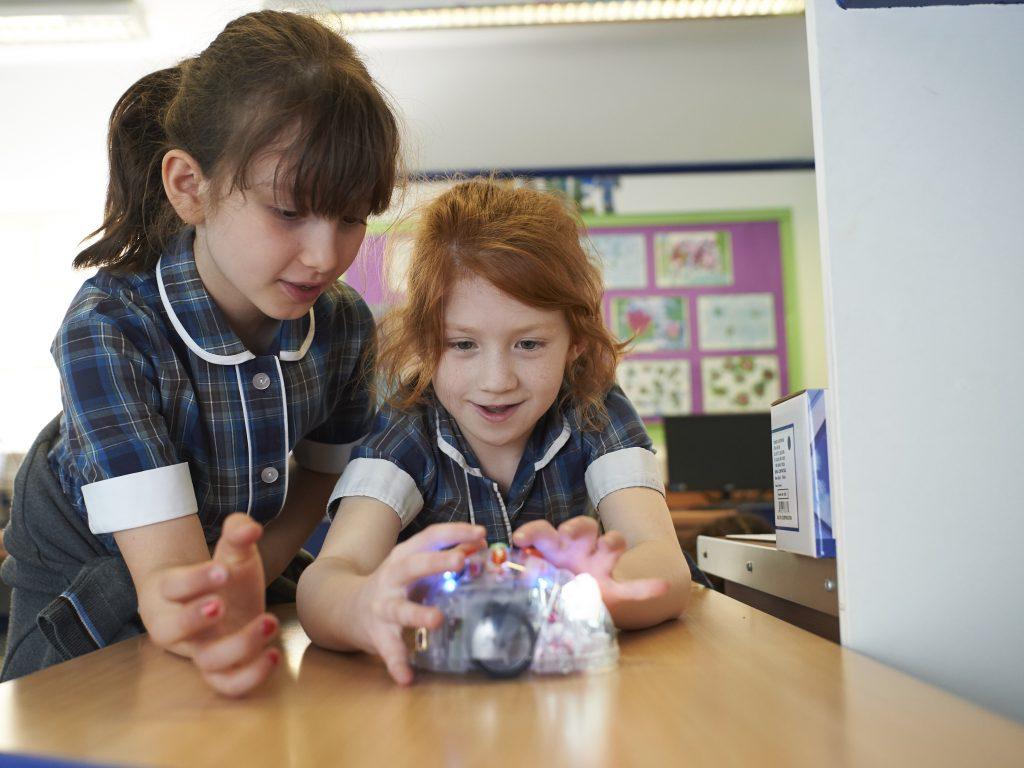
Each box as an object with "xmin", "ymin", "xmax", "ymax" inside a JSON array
[
  {"xmin": 355, "ymin": 18, "xmax": 824, "ymax": 388},
  {"xmin": 806, "ymin": 0, "xmax": 1024, "ymax": 721},
  {"xmin": 0, "ymin": 10, "xmax": 821, "ymax": 451},
  {"xmin": 352, "ymin": 17, "xmax": 814, "ymax": 170}
]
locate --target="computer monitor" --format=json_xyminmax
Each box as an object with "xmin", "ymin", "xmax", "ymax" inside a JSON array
[{"xmin": 663, "ymin": 413, "xmax": 772, "ymax": 496}]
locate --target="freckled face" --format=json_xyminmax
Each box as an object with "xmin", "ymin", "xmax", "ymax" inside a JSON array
[{"xmin": 433, "ymin": 275, "xmax": 577, "ymax": 467}]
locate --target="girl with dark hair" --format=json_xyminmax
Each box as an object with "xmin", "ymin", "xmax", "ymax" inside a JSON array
[
  {"xmin": 297, "ymin": 179, "xmax": 690, "ymax": 685},
  {"xmin": 1, "ymin": 10, "xmax": 400, "ymax": 696}
]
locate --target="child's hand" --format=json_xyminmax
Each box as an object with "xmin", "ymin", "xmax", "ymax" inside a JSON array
[
  {"xmin": 140, "ymin": 513, "xmax": 280, "ymax": 697},
  {"xmin": 512, "ymin": 517, "xmax": 669, "ymax": 612},
  {"xmin": 353, "ymin": 523, "xmax": 486, "ymax": 686}
]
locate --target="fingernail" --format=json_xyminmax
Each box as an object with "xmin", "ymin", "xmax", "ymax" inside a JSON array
[
  {"xmin": 209, "ymin": 565, "xmax": 228, "ymax": 585},
  {"xmin": 261, "ymin": 617, "xmax": 277, "ymax": 637},
  {"xmin": 201, "ymin": 600, "xmax": 221, "ymax": 619},
  {"xmin": 267, "ymin": 649, "xmax": 281, "ymax": 666}
]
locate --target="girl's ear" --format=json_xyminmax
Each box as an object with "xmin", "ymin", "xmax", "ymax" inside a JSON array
[{"xmin": 162, "ymin": 149, "xmax": 207, "ymax": 225}]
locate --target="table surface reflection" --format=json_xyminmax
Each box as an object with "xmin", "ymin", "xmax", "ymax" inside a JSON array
[{"xmin": 0, "ymin": 585, "xmax": 1022, "ymax": 768}]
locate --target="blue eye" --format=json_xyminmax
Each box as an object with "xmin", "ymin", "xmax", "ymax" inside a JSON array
[
  {"xmin": 518, "ymin": 340, "xmax": 544, "ymax": 351},
  {"xmin": 448, "ymin": 340, "xmax": 475, "ymax": 351},
  {"xmin": 274, "ymin": 208, "xmax": 300, "ymax": 221}
]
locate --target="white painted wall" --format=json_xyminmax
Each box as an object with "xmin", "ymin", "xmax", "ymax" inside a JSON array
[
  {"xmin": 0, "ymin": 10, "xmax": 818, "ymax": 452},
  {"xmin": 353, "ymin": 17, "xmax": 813, "ymax": 170},
  {"xmin": 806, "ymin": 0, "xmax": 1024, "ymax": 722}
]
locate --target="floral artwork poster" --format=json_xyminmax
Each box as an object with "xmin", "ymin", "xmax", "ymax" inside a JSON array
[
  {"xmin": 697, "ymin": 293, "xmax": 777, "ymax": 351},
  {"xmin": 585, "ymin": 233, "xmax": 648, "ymax": 289},
  {"xmin": 609, "ymin": 296, "xmax": 689, "ymax": 353},
  {"xmin": 701, "ymin": 355, "xmax": 781, "ymax": 413},
  {"xmin": 617, "ymin": 360, "xmax": 692, "ymax": 418},
  {"xmin": 654, "ymin": 230, "xmax": 733, "ymax": 288}
]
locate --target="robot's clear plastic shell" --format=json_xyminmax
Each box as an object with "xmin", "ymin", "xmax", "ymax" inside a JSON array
[{"xmin": 411, "ymin": 545, "xmax": 619, "ymax": 678}]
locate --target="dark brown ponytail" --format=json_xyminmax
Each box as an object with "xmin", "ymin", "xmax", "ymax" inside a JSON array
[
  {"xmin": 75, "ymin": 66, "xmax": 182, "ymax": 272},
  {"xmin": 76, "ymin": 10, "xmax": 401, "ymax": 273}
]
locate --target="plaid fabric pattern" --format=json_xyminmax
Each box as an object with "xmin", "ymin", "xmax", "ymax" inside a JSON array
[
  {"xmin": 48, "ymin": 228, "xmax": 374, "ymax": 548},
  {"xmin": 348, "ymin": 386, "xmax": 655, "ymax": 544}
]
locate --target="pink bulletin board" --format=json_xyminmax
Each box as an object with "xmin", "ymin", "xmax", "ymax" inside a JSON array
[{"xmin": 584, "ymin": 211, "xmax": 792, "ymax": 416}]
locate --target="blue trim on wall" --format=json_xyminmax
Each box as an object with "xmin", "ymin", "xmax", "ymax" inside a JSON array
[{"xmin": 410, "ymin": 159, "xmax": 815, "ymax": 181}]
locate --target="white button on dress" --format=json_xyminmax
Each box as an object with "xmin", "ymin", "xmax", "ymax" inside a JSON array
[
  {"xmin": 261, "ymin": 466, "xmax": 279, "ymax": 484},
  {"xmin": 252, "ymin": 373, "xmax": 271, "ymax": 390}
]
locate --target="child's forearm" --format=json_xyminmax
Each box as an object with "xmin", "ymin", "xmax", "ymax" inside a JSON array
[
  {"xmin": 610, "ymin": 538, "xmax": 691, "ymax": 630},
  {"xmin": 296, "ymin": 555, "xmax": 372, "ymax": 653}
]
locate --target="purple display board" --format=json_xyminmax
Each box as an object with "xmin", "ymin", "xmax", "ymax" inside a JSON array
[
  {"xmin": 344, "ymin": 235, "xmax": 389, "ymax": 310},
  {"xmin": 595, "ymin": 219, "xmax": 788, "ymax": 415}
]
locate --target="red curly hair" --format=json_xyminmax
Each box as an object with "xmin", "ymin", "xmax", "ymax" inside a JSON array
[{"xmin": 377, "ymin": 178, "xmax": 627, "ymax": 430}]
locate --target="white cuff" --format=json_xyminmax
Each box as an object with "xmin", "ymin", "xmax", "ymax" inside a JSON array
[
  {"xmin": 293, "ymin": 437, "xmax": 361, "ymax": 475},
  {"xmin": 327, "ymin": 457, "xmax": 424, "ymax": 527},
  {"xmin": 584, "ymin": 447, "xmax": 665, "ymax": 509},
  {"xmin": 82, "ymin": 462, "xmax": 198, "ymax": 534}
]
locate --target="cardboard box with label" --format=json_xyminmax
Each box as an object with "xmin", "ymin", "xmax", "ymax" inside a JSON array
[{"xmin": 771, "ymin": 389, "xmax": 836, "ymax": 558}]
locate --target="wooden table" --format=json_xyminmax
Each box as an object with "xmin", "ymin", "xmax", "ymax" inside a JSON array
[{"xmin": 1, "ymin": 587, "xmax": 1022, "ymax": 767}]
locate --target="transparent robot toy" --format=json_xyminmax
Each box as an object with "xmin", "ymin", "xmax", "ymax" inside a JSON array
[{"xmin": 411, "ymin": 543, "xmax": 619, "ymax": 678}]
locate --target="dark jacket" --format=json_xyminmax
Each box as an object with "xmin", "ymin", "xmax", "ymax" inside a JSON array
[
  {"xmin": 1, "ymin": 415, "xmax": 142, "ymax": 680},
  {"xmin": 1, "ymin": 415, "xmax": 311, "ymax": 681}
]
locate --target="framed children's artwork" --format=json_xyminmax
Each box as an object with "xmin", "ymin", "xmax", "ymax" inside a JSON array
[
  {"xmin": 585, "ymin": 233, "xmax": 648, "ymax": 289},
  {"xmin": 617, "ymin": 360, "xmax": 692, "ymax": 417},
  {"xmin": 588, "ymin": 209, "xmax": 792, "ymax": 417},
  {"xmin": 696, "ymin": 293, "xmax": 777, "ymax": 351},
  {"xmin": 653, "ymin": 230, "xmax": 733, "ymax": 288},
  {"xmin": 700, "ymin": 355, "xmax": 781, "ymax": 413},
  {"xmin": 609, "ymin": 296, "xmax": 689, "ymax": 353}
]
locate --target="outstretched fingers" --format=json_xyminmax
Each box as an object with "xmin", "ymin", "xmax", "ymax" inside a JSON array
[
  {"xmin": 212, "ymin": 513, "xmax": 264, "ymax": 567},
  {"xmin": 376, "ymin": 629, "xmax": 415, "ymax": 686},
  {"xmin": 393, "ymin": 523, "xmax": 486, "ymax": 558},
  {"xmin": 201, "ymin": 646, "xmax": 282, "ymax": 699},
  {"xmin": 193, "ymin": 613, "xmax": 279, "ymax": 674},
  {"xmin": 159, "ymin": 560, "xmax": 228, "ymax": 603},
  {"xmin": 146, "ymin": 592, "xmax": 226, "ymax": 648},
  {"xmin": 511, "ymin": 520, "xmax": 559, "ymax": 551},
  {"xmin": 388, "ymin": 548, "xmax": 468, "ymax": 587},
  {"xmin": 375, "ymin": 596, "xmax": 442, "ymax": 631},
  {"xmin": 558, "ymin": 515, "xmax": 600, "ymax": 543}
]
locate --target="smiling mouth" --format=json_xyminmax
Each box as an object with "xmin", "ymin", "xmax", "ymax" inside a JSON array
[{"xmin": 475, "ymin": 403, "xmax": 521, "ymax": 414}]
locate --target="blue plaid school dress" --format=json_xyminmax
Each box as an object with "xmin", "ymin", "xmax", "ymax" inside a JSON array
[
  {"xmin": 329, "ymin": 386, "xmax": 663, "ymax": 544},
  {"xmin": 48, "ymin": 227, "xmax": 374, "ymax": 549}
]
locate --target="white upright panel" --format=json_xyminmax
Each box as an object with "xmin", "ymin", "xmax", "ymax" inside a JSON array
[{"xmin": 806, "ymin": 0, "xmax": 1024, "ymax": 721}]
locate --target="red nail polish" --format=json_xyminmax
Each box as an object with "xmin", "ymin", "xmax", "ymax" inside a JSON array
[
  {"xmin": 261, "ymin": 617, "xmax": 277, "ymax": 637},
  {"xmin": 267, "ymin": 649, "xmax": 281, "ymax": 666},
  {"xmin": 201, "ymin": 600, "xmax": 221, "ymax": 619}
]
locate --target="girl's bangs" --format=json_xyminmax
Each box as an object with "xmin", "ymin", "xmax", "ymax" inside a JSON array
[
  {"xmin": 233, "ymin": 86, "xmax": 398, "ymax": 219},
  {"xmin": 290, "ymin": 98, "xmax": 396, "ymax": 218}
]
